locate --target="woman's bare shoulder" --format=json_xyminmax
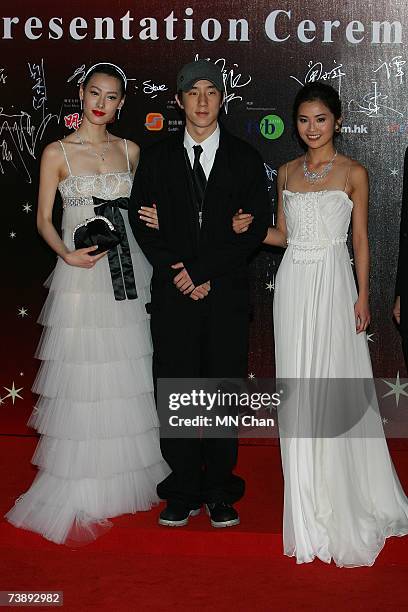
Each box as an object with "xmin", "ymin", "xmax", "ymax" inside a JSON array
[
  {"xmin": 41, "ymin": 140, "xmax": 66, "ymax": 166},
  {"xmin": 277, "ymin": 156, "xmax": 303, "ymax": 183},
  {"xmin": 338, "ymin": 156, "xmax": 369, "ymax": 197},
  {"xmin": 125, "ymin": 139, "xmax": 140, "ymax": 157},
  {"xmin": 347, "ymin": 158, "xmax": 368, "ymax": 183},
  {"xmin": 123, "ymin": 139, "xmax": 140, "ymax": 171},
  {"xmin": 339, "ymin": 154, "xmax": 367, "ymax": 174},
  {"xmin": 278, "ymin": 156, "xmax": 303, "ymax": 172}
]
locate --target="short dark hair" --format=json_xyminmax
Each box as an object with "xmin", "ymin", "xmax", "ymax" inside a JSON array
[
  {"xmin": 83, "ymin": 63, "xmax": 126, "ymax": 97},
  {"xmin": 292, "ymin": 82, "xmax": 342, "ymax": 147}
]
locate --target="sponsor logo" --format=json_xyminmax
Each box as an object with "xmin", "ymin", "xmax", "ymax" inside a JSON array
[
  {"xmin": 246, "ymin": 119, "xmax": 260, "ymax": 136},
  {"xmin": 259, "ymin": 114, "xmax": 285, "ymax": 140},
  {"xmin": 341, "ymin": 124, "xmax": 368, "ymax": 134},
  {"xmin": 167, "ymin": 119, "xmax": 184, "ymax": 133},
  {"xmin": 388, "ymin": 123, "xmax": 408, "ymax": 134},
  {"xmin": 145, "ymin": 112, "xmax": 164, "ymax": 131},
  {"xmin": 64, "ymin": 112, "xmax": 81, "ymax": 130}
]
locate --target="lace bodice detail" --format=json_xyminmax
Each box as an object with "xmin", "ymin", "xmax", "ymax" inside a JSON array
[
  {"xmin": 283, "ymin": 190, "xmax": 353, "ymax": 263},
  {"xmin": 57, "ymin": 138, "xmax": 133, "ymax": 207},
  {"xmin": 59, "ymin": 172, "xmax": 132, "ymax": 207}
]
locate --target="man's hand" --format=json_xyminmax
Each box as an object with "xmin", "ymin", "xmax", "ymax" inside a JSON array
[
  {"xmin": 190, "ymin": 281, "xmax": 211, "ymax": 301},
  {"xmin": 233, "ymin": 208, "xmax": 254, "ymax": 234},
  {"xmin": 172, "ymin": 262, "xmax": 195, "ymax": 295}
]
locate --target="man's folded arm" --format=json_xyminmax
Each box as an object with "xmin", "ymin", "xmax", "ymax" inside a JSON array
[{"xmin": 128, "ymin": 153, "xmax": 181, "ymax": 280}]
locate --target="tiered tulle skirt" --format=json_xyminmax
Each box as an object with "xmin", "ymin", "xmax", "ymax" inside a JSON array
[{"xmin": 5, "ymin": 207, "xmax": 169, "ymax": 544}]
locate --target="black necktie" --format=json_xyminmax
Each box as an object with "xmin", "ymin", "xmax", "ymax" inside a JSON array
[{"xmin": 192, "ymin": 145, "xmax": 207, "ymax": 226}]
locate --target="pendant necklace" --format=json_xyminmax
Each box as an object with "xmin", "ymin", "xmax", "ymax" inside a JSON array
[
  {"xmin": 76, "ymin": 130, "xmax": 111, "ymax": 162},
  {"xmin": 303, "ymin": 150, "xmax": 337, "ymax": 184}
]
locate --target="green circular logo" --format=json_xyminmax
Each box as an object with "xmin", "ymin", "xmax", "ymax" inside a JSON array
[{"xmin": 259, "ymin": 114, "xmax": 284, "ymax": 140}]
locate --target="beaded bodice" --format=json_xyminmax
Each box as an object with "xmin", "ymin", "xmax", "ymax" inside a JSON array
[
  {"xmin": 58, "ymin": 171, "xmax": 133, "ymax": 208},
  {"xmin": 283, "ymin": 190, "xmax": 353, "ymax": 263}
]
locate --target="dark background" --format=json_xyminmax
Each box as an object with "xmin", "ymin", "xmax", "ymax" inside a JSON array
[{"xmin": 1, "ymin": 0, "xmax": 407, "ymax": 433}]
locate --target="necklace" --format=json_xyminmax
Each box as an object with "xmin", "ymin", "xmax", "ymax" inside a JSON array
[
  {"xmin": 76, "ymin": 130, "xmax": 111, "ymax": 162},
  {"xmin": 303, "ymin": 150, "xmax": 337, "ymax": 184}
]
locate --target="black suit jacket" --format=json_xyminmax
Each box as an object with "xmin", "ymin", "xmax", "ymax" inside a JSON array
[
  {"xmin": 129, "ymin": 127, "xmax": 269, "ymax": 313},
  {"xmin": 396, "ymin": 147, "xmax": 408, "ymax": 330}
]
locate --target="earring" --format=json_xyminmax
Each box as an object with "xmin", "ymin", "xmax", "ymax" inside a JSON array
[
  {"xmin": 117, "ymin": 107, "xmax": 122, "ymax": 120},
  {"xmin": 335, "ymin": 124, "xmax": 341, "ymax": 133},
  {"xmin": 80, "ymin": 98, "xmax": 83, "ymax": 111}
]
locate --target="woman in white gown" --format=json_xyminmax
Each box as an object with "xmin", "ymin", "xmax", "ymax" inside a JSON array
[
  {"xmin": 233, "ymin": 82, "xmax": 408, "ymax": 567},
  {"xmin": 5, "ymin": 63, "xmax": 169, "ymax": 545}
]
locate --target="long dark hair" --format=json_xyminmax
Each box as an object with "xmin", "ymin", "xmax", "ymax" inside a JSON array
[{"xmin": 292, "ymin": 82, "xmax": 342, "ymax": 149}]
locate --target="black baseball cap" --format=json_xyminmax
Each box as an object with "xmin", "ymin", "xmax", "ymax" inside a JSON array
[{"xmin": 177, "ymin": 59, "xmax": 224, "ymax": 93}]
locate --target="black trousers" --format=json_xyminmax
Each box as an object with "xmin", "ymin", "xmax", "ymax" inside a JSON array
[{"xmin": 151, "ymin": 291, "xmax": 247, "ymax": 507}]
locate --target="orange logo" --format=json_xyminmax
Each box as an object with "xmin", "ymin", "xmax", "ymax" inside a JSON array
[{"xmin": 145, "ymin": 112, "xmax": 164, "ymax": 131}]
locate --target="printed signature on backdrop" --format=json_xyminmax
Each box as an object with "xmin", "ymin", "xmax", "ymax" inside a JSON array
[{"xmin": 0, "ymin": 59, "xmax": 59, "ymax": 182}]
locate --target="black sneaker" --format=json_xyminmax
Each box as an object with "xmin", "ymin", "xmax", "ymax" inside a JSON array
[
  {"xmin": 205, "ymin": 502, "xmax": 240, "ymax": 528},
  {"xmin": 158, "ymin": 503, "xmax": 201, "ymax": 527}
]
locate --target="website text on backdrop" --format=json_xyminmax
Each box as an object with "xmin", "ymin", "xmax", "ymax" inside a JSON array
[
  {"xmin": 129, "ymin": 59, "xmax": 269, "ymax": 528},
  {"xmin": 233, "ymin": 81, "xmax": 408, "ymax": 567},
  {"xmin": 5, "ymin": 62, "xmax": 169, "ymax": 545}
]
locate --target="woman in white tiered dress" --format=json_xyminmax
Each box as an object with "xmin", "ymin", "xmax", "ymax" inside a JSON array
[
  {"xmin": 233, "ymin": 82, "xmax": 408, "ymax": 567},
  {"xmin": 5, "ymin": 63, "xmax": 168, "ymax": 544}
]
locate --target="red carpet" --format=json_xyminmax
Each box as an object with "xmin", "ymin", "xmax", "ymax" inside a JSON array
[{"xmin": 1, "ymin": 437, "xmax": 407, "ymax": 611}]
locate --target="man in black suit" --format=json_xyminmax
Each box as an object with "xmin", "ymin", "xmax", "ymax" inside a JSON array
[
  {"xmin": 394, "ymin": 147, "xmax": 408, "ymax": 367},
  {"xmin": 129, "ymin": 60, "xmax": 269, "ymax": 528}
]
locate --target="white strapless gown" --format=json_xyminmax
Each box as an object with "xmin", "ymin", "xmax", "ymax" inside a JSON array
[
  {"xmin": 273, "ymin": 189, "xmax": 408, "ymax": 567},
  {"xmin": 5, "ymin": 171, "xmax": 169, "ymax": 544}
]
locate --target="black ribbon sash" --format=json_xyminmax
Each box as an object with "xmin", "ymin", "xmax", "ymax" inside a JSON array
[{"xmin": 93, "ymin": 196, "xmax": 137, "ymax": 301}]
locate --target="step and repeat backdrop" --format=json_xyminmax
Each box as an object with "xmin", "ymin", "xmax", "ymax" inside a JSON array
[{"xmin": 1, "ymin": 0, "xmax": 407, "ymax": 432}]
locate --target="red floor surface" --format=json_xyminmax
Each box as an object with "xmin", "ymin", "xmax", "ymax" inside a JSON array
[{"xmin": 1, "ymin": 437, "xmax": 407, "ymax": 611}]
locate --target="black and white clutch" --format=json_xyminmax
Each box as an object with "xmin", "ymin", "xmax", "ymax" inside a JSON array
[{"xmin": 73, "ymin": 216, "xmax": 121, "ymax": 255}]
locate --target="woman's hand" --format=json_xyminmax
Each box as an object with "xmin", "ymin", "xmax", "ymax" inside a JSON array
[
  {"xmin": 354, "ymin": 296, "xmax": 371, "ymax": 333},
  {"xmin": 232, "ymin": 208, "xmax": 254, "ymax": 234},
  {"xmin": 393, "ymin": 295, "xmax": 401, "ymax": 325},
  {"xmin": 139, "ymin": 204, "xmax": 159, "ymax": 229},
  {"xmin": 63, "ymin": 246, "xmax": 107, "ymax": 268}
]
